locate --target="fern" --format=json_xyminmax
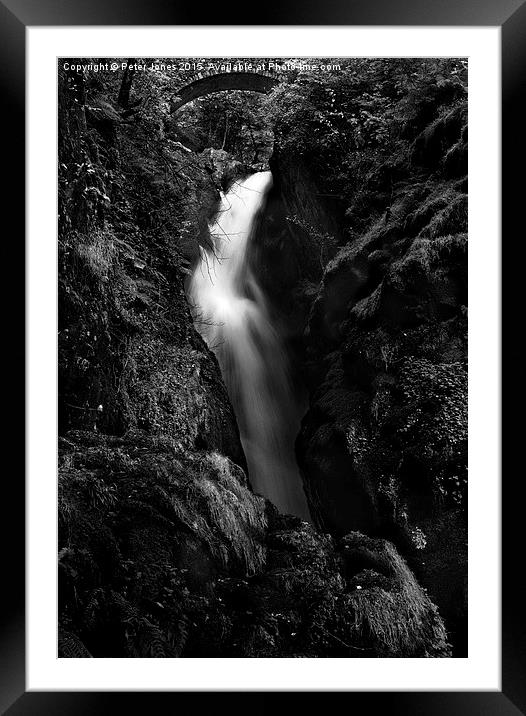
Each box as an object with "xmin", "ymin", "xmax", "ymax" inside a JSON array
[{"xmin": 58, "ymin": 629, "xmax": 93, "ymax": 658}]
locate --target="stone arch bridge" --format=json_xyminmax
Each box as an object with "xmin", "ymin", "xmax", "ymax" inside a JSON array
[{"xmin": 170, "ymin": 69, "xmax": 279, "ymax": 113}]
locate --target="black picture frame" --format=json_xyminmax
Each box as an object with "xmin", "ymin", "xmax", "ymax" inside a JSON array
[{"xmin": 3, "ymin": 0, "xmax": 524, "ymax": 713}]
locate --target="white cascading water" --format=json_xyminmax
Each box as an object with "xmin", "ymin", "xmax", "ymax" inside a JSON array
[{"xmin": 188, "ymin": 171, "xmax": 311, "ymax": 521}]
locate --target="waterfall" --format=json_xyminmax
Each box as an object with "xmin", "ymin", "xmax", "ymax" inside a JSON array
[{"xmin": 188, "ymin": 171, "xmax": 311, "ymax": 521}]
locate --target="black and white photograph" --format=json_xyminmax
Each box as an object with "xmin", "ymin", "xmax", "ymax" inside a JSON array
[{"xmin": 57, "ymin": 56, "xmax": 468, "ymax": 660}]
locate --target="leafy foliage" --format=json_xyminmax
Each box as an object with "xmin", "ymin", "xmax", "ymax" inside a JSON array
[
  {"xmin": 265, "ymin": 58, "xmax": 466, "ymax": 204},
  {"xmin": 288, "ymin": 58, "xmax": 468, "ymax": 653},
  {"xmin": 58, "ymin": 57, "xmax": 460, "ymax": 658}
]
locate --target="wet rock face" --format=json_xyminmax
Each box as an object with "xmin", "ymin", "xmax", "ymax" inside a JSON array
[
  {"xmin": 295, "ymin": 103, "xmax": 468, "ymax": 652},
  {"xmin": 299, "ymin": 234, "xmax": 468, "ymax": 542},
  {"xmin": 246, "ymin": 154, "xmax": 342, "ymax": 377}
]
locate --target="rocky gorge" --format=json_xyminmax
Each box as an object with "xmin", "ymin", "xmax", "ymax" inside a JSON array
[{"xmin": 58, "ymin": 58, "xmax": 467, "ymax": 658}]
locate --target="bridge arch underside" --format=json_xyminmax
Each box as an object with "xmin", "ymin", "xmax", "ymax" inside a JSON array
[{"xmin": 170, "ymin": 72, "xmax": 278, "ymax": 112}]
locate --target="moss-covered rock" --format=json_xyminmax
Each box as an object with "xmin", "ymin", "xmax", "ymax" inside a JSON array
[
  {"xmin": 59, "ymin": 432, "xmax": 450, "ymax": 658},
  {"xmin": 58, "ymin": 64, "xmax": 246, "ymax": 467},
  {"xmin": 295, "ymin": 78, "xmax": 468, "ymax": 653}
]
